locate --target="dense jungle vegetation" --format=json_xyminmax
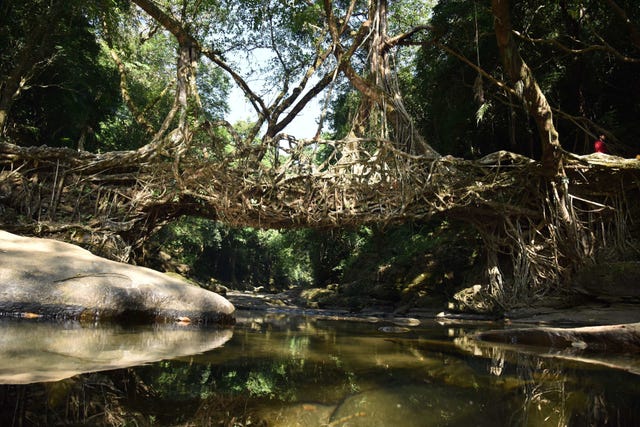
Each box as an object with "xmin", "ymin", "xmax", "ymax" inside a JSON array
[{"xmin": 1, "ymin": 0, "xmax": 640, "ymax": 311}]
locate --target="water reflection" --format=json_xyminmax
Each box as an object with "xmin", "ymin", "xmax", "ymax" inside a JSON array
[
  {"xmin": 0, "ymin": 319, "xmax": 232, "ymax": 384},
  {"xmin": 455, "ymin": 333, "xmax": 640, "ymax": 375},
  {"xmin": 453, "ymin": 335, "xmax": 640, "ymax": 426},
  {"xmin": 1, "ymin": 313, "xmax": 639, "ymax": 426}
]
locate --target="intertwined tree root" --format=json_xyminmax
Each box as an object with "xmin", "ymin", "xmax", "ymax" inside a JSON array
[{"xmin": 1, "ymin": 138, "xmax": 638, "ymax": 308}]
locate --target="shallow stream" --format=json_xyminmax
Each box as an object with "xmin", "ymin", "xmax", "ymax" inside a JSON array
[{"xmin": 0, "ymin": 312, "xmax": 638, "ymax": 426}]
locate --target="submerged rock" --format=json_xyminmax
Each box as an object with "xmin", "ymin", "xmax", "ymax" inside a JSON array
[
  {"xmin": 0, "ymin": 230, "xmax": 235, "ymax": 324},
  {"xmin": 330, "ymin": 384, "xmax": 499, "ymax": 427},
  {"xmin": 256, "ymin": 403, "xmax": 335, "ymax": 427}
]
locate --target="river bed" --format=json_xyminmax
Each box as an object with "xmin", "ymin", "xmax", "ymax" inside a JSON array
[{"xmin": 0, "ymin": 311, "xmax": 638, "ymax": 426}]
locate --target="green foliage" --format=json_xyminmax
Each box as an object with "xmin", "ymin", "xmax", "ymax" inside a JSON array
[
  {"xmin": 1, "ymin": 0, "xmax": 121, "ymax": 148},
  {"xmin": 329, "ymin": 221, "xmax": 481, "ymax": 309},
  {"xmin": 328, "ymin": 89, "xmax": 361, "ymax": 139},
  {"xmin": 4, "ymin": 0, "xmax": 640, "ymax": 157},
  {"xmin": 197, "ymin": 58, "xmax": 231, "ymax": 120},
  {"xmin": 96, "ymin": 7, "xmax": 229, "ymax": 150},
  {"xmin": 1, "ymin": 0, "xmax": 231, "ymax": 151},
  {"xmin": 149, "ymin": 214, "xmax": 480, "ymax": 313},
  {"xmin": 154, "ymin": 216, "xmax": 222, "ymax": 267},
  {"xmin": 408, "ymin": 0, "xmax": 501, "ymax": 157},
  {"xmin": 213, "ymin": 0, "xmax": 322, "ymax": 92},
  {"xmin": 149, "ymin": 216, "xmax": 379, "ymax": 291},
  {"xmin": 258, "ymin": 229, "xmax": 315, "ymax": 287},
  {"xmin": 289, "ymin": 2, "xmax": 325, "ymax": 41},
  {"xmin": 475, "ymin": 102, "xmax": 492, "ymax": 125},
  {"xmin": 409, "ymin": 0, "xmax": 640, "ymax": 157},
  {"xmin": 149, "ymin": 217, "xmax": 315, "ymax": 289},
  {"xmin": 245, "ymin": 372, "xmax": 277, "ymax": 398}
]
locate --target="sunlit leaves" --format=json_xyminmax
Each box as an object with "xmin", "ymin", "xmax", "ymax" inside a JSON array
[
  {"xmin": 475, "ymin": 102, "xmax": 491, "ymax": 125},
  {"xmin": 389, "ymin": 0, "xmax": 436, "ymax": 34}
]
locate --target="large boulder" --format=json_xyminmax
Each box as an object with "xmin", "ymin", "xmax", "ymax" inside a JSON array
[{"xmin": 0, "ymin": 230, "xmax": 235, "ymax": 324}]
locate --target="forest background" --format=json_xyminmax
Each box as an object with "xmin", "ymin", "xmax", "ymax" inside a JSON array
[{"xmin": 1, "ymin": 0, "xmax": 639, "ymax": 312}]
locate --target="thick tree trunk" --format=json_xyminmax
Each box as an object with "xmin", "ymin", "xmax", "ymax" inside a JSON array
[
  {"xmin": 491, "ymin": 0, "xmax": 562, "ymax": 175},
  {"xmin": 366, "ymin": 0, "xmax": 436, "ymax": 156}
]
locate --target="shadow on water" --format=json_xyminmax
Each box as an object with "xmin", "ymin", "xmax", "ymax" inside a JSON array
[{"xmin": 0, "ymin": 313, "xmax": 639, "ymax": 426}]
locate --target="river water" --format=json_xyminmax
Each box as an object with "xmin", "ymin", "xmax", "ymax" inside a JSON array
[{"xmin": 0, "ymin": 312, "xmax": 638, "ymax": 426}]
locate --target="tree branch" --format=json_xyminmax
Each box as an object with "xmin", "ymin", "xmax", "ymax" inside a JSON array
[
  {"xmin": 131, "ymin": 0, "xmax": 270, "ymax": 143},
  {"xmin": 103, "ymin": 42, "xmax": 156, "ymax": 135},
  {"xmin": 267, "ymin": 47, "xmax": 335, "ymax": 137},
  {"xmin": 514, "ymin": 30, "xmax": 640, "ymax": 63},
  {"xmin": 384, "ymin": 25, "xmax": 431, "ymax": 51},
  {"xmin": 268, "ymin": 67, "xmax": 337, "ymax": 138}
]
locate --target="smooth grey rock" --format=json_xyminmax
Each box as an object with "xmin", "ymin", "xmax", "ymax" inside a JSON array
[{"xmin": 0, "ymin": 230, "xmax": 235, "ymax": 323}]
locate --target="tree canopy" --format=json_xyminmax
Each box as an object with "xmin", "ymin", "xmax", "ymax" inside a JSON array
[{"xmin": 2, "ymin": 0, "xmax": 639, "ymax": 157}]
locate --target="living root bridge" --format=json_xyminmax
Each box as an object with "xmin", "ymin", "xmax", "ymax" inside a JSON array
[
  {"xmin": 1, "ymin": 139, "xmax": 639, "ymax": 305},
  {"xmin": 0, "ymin": 139, "xmax": 542, "ymax": 231}
]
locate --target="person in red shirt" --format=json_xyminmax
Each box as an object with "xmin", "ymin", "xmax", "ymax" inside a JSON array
[{"xmin": 594, "ymin": 135, "xmax": 607, "ymax": 153}]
